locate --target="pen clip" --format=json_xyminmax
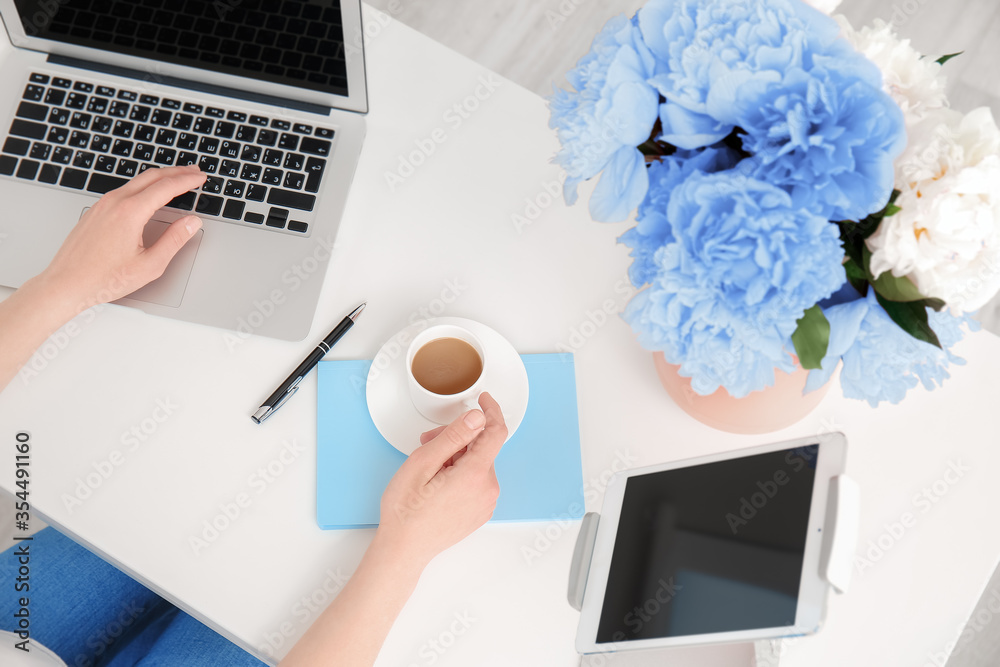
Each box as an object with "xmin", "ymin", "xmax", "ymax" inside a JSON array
[{"xmin": 255, "ymin": 385, "xmax": 299, "ymax": 424}]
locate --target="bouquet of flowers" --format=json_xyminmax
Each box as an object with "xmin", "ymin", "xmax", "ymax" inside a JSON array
[{"xmin": 549, "ymin": 0, "xmax": 998, "ymax": 406}]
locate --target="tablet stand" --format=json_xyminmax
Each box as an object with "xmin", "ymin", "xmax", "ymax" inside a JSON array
[{"xmin": 568, "ymin": 475, "xmax": 860, "ymax": 664}]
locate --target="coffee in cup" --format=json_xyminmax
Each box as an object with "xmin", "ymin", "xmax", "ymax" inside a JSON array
[{"xmin": 406, "ymin": 325, "xmax": 486, "ymax": 424}]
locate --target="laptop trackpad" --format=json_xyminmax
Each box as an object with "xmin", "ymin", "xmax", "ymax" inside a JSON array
[{"xmin": 124, "ymin": 219, "xmax": 203, "ymax": 308}]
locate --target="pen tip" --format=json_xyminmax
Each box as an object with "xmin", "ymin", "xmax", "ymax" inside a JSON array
[{"xmin": 349, "ymin": 302, "xmax": 366, "ymax": 321}]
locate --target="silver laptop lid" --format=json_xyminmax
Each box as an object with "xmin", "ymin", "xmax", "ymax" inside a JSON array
[{"xmin": 0, "ymin": 0, "xmax": 367, "ymax": 113}]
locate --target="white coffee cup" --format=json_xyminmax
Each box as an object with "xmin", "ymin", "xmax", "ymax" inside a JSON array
[{"xmin": 406, "ymin": 324, "xmax": 486, "ymax": 424}]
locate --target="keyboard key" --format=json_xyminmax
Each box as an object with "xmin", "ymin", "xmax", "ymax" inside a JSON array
[
  {"xmin": 155, "ymin": 129, "xmax": 177, "ymax": 146},
  {"xmin": 219, "ymin": 159, "xmax": 240, "ymax": 177},
  {"xmin": 2, "ymin": 137, "xmax": 30, "ymax": 156},
  {"xmin": 257, "ymin": 130, "xmax": 277, "ymax": 147},
  {"xmin": 162, "ymin": 98, "xmax": 181, "ymax": 110},
  {"xmin": 171, "ymin": 113, "xmax": 193, "ymax": 131},
  {"xmin": 223, "ymin": 199, "xmax": 245, "ymax": 219},
  {"xmin": 283, "ymin": 171, "xmax": 304, "ymax": 190},
  {"xmin": 117, "ymin": 90, "xmax": 137, "ymax": 101},
  {"xmin": 92, "ymin": 117, "xmax": 114, "ymax": 134},
  {"xmin": 87, "ymin": 173, "xmax": 129, "ymax": 194},
  {"xmin": 60, "ymin": 168, "xmax": 88, "ymax": 189},
  {"xmin": 193, "ymin": 117, "xmax": 215, "ymax": 134},
  {"xmin": 203, "ymin": 176, "xmax": 224, "ymax": 193},
  {"xmin": 127, "ymin": 105, "xmax": 149, "ymax": 122},
  {"xmin": 315, "ymin": 127, "xmax": 335, "ymax": 139},
  {"xmin": 177, "ymin": 151, "xmax": 198, "ymax": 166},
  {"xmin": 52, "ymin": 77, "xmax": 72, "ymax": 88},
  {"xmin": 0, "ymin": 155, "xmax": 17, "ymax": 176},
  {"xmin": 133, "ymin": 144, "xmax": 154, "ymax": 161},
  {"xmin": 205, "ymin": 107, "xmax": 225, "ymax": 118},
  {"xmin": 44, "ymin": 89, "xmax": 66, "ymax": 106},
  {"xmin": 46, "ymin": 127, "xmax": 69, "ymax": 144},
  {"xmin": 304, "ymin": 156, "xmax": 325, "ymax": 193},
  {"xmin": 278, "ymin": 133, "xmax": 299, "ymax": 150},
  {"xmin": 183, "ymin": 103, "xmax": 204, "ymax": 114},
  {"xmin": 72, "ymin": 151, "xmax": 95, "ymax": 169},
  {"xmin": 244, "ymin": 211, "xmax": 264, "ymax": 224},
  {"xmin": 29, "ymin": 142, "xmax": 51, "ymax": 161},
  {"xmin": 292, "ymin": 123, "xmax": 313, "ymax": 135},
  {"xmin": 246, "ymin": 184, "xmax": 267, "ymax": 201},
  {"xmin": 90, "ymin": 135, "xmax": 112, "ymax": 153},
  {"xmin": 176, "ymin": 133, "xmax": 198, "ymax": 151},
  {"xmin": 135, "ymin": 124, "xmax": 155, "ymax": 142},
  {"xmin": 240, "ymin": 164, "xmax": 261, "ymax": 181},
  {"xmin": 65, "ymin": 93, "xmax": 87, "ymax": 109},
  {"xmin": 138, "ymin": 163, "xmax": 153, "ymax": 174},
  {"xmin": 51, "ymin": 146, "xmax": 73, "ymax": 164},
  {"xmin": 299, "ymin": 137, "xmax": 331, "ymax": 156},
  {"xmin": 265, "ymin": 207, "xmax": 288, "ymax": 228},
  {"xmin": 29, "ymin": 73, "xmax": 49, "ymax": 84},
  {"xmin": 198, "ymin": 156, "xmax": 219, "ymax": 173},
  {"xmin": 23, "ymin": 84, "xmax": 44, "ymax": 101},
  {"xmin": 96, "ymin": 86, "xmax": 115, "ymax": 97},
  {"xmin": 224, "ymin": 180, "xmax": 246, "ymax": 197},
  {"xmin": 74, "ymin": 81, "xmax": 94, "ymax": 93},
  {"xmin": 226, "ymin": 111, "xmax": 247, "ymax": 122},
  {"xmin": 112, "ymin": 120, "xmax": 134, "ymax": 138},
  {"xmin": 196, "ymin": 194, "xmax": 224, "ymax": 216},
  {"xmin": 288, "ymin": 221, "xmax": 308, "ymax": 233},
  {"xmin": 38, "ymin": 164, "xmax": 61, "ymax": 184},
  {"xmin": 16, "ymin": 101, "xmax": 48, "ymax": 121},
  {"xmin": 69, "ymin": 131, "xmax": 90, "ymax": 148},
  {"xmin": 283, "ymin": 153, "xmax": 304, "ymax": 170},
  {"xmin": 267, "ymin": 188, "xmax": 315, "ymax": 211},
  {"xmin": 214, "ymin": 121, "xmax": 236, "ymax": 139},
  {"xmin": 47, "ymin": 107, "xmax": 70, "ymax": 126},
  {"xmin": 262, "ymin": 168, "xmax": 282, "ymax": 185},
  {"xmin": 116, "ymin": 159, "xmax": 139, "ymax": 177},
  {"xmin": 16, "ymin": 159, "xmax": 39, "ymax": 180},
  {"xmin": 219, "ymin": 141, "xmax": 240, "ymax": 159},
  {"xmin": 95, "ymin": 155, "xmax": 116, "ymax": 173},
  {"xmin": 150, "ymin": 109, "xmax": 172, "ymax": 126},
  {"xmin": 86, "ymin": 97, "xmax": 108, "ymax": 114},
  {"xmin": 249, "ymin": 115, "xmax": 269, "ymax": 127},
  {"xmin": 70, "ymin": 112, "xmax": 92, "ymax": 130},
  {"xmin": 240, "ymin": 145, "xmax": 261, "ymax": 162},
  {"xmin": 167, "ymin": 191, "xmax": 197, "ymax": 210},
  {"xmin": 10, "ymin": 119, "xmax": 47, "ymax": 140},
  {"xmin": 111, "ymin": 139, "xmax": 133, "ymax": 157},
  {"xmin": 262, "ymin": 149, "xmax": 282, "ymax": 166},
  {"xmin": 236, "ymin": 125, "xmax": 257, "ymax": 142},
  {"xmin": 271, "ymin": 119, "xmax": 291, "ymax": 131},
  {"xmin": 154, "ymin": 147, "xmax": 176, "ymax": 165},
  {"xmin": 140, "ymin": 94, "xmax": 159, "ymax": 106}
]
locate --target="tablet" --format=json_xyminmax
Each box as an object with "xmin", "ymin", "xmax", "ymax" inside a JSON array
[{"xmin": 576, "ymin": 433, "xmax": 848, "ymax": 653}]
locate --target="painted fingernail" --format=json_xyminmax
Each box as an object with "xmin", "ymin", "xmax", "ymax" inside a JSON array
[{"xmin": 464, "ymin": 410, "xmax": 485, "ymax": 429}]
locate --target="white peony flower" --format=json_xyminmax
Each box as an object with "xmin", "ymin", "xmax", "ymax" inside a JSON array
[
  {"xmin": 804, "ymin": 0, "xmax": 842, "ymax": 14},
  {"xmin": 868, "ymin": 107, "xmax": 1000, "ymax": 312},
  {"xmin": 835, "ymin": 17, "xmax": 947, "ymax": 128}
]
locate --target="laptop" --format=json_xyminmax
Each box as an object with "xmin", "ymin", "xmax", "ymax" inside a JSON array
[{"xmin": 0, "ymin": 0, "xmax": 367, "ymax": 341}]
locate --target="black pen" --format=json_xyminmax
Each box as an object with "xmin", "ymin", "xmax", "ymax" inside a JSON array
[{"xmin": 251, "ymin": 303, "xmax": 366, "ymax": 424}]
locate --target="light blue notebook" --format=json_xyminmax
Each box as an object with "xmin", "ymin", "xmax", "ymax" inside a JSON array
[{"xmin": 316, "ymin": 353, "xmax": 584, "ymax": 529}]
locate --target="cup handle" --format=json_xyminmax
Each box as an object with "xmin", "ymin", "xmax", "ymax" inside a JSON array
[{"xmin": 462, "ymin": 393, "xmax": 483, "ymax": 412}]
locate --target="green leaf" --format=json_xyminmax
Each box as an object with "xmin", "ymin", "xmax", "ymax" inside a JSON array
[
  {"xmin": 843, "ymin": 257, "xmax": 869, "ymax": 297},
  {"xmin": 936, "ymin": 52, "xmax": 964, "ymax": 65},
  {"xmin": 874, "ymin": 293, "xmax": 942, "ymax": 349},
  {"xmin": 864, "ymin": 246, "xmax": 926, "ymax": 302},
  {"xmin": 884, "ymin": 203, "xmax": 902, "ymax": 217},
  {"xmin": 922, "ymin": 297, "xmax": 947, "ymax": 312},
  {"xmin": 792, "ymin": 305, "xmax": 831, "ymax": 370}
]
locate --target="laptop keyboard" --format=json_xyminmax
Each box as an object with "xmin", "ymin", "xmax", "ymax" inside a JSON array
[{"xmin": 0, "ymin": 72, "xmax": 336, "ymax": 235}]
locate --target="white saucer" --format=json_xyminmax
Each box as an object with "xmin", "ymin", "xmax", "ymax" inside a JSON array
[{"xmin": 366, "ymin": 317, "xmax": 529, "ymax": 456}]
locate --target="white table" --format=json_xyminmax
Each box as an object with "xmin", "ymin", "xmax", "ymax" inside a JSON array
[{"xmin": 2, "ymin": 6, "xmax": 999, "ymax": 667}]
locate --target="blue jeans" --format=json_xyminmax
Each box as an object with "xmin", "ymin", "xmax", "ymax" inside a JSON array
[{"xmin": 0, "ymin": 528, "xmax": 268, "ymax": 666}]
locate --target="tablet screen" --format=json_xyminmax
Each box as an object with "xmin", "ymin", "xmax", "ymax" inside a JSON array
[{"xmin": 596, "ymin": 444, "xmax": 819, "ymax": 643}]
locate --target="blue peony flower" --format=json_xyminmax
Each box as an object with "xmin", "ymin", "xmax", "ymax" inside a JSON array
[
  {"xmin": 623, "ymin": 170, "xmax": 846, "ymax": 397},
  {"xmin": 619, "ymin": 145, "xmax": 739, "ymax": 287},
  {"xmin": 806, "ymin": 290, "xmax": 977, "ymax": 406},
  {"xmin": 548, "ymin": 15, "xmax": 660, "ymax": 222}
]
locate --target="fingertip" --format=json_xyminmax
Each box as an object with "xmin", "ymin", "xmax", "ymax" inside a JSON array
[
  {"xmin": 183, "ymin": 215, "xmax": 203, "ymax": 235},
  {"xmin": 463, "ymin": 409, "xmax": 485, "ymax": 429}
]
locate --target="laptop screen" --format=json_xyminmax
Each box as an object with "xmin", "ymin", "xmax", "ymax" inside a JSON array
[
  {"xmin": 596, "ymin": 444, "xmax": 819, "ymax": 643},
  {"xmin": 13, "ymin": 0, "xmax": 350, "ymax": 97}
]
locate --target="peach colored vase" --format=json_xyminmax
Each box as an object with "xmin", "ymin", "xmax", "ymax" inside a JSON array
[{"xmin": 652, "ymin": 352, "xmax": 833, "ymax": 435}]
